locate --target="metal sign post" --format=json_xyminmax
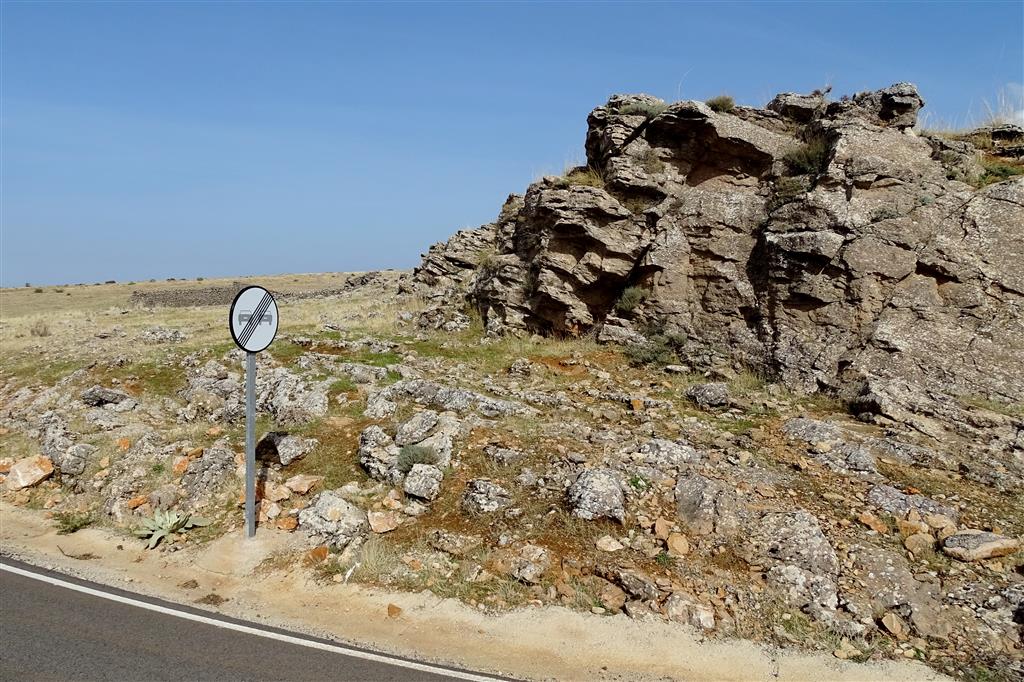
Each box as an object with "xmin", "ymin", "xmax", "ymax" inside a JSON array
[{"xmin": 228, "ymin": 286, "xmax": 279, "ymax": 539}]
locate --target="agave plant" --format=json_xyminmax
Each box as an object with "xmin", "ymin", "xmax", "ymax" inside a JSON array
[{"xmin": 133, "ymin": 509, "xmax": 210, "ymax": 549}]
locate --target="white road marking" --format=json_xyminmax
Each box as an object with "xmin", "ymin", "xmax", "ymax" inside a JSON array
[{"xmin": 1, "ymin": 562, "xmax": 504, "ymax": 682}]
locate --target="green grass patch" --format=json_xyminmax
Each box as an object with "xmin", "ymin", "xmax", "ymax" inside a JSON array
[
  {"xmin": 975, "ymin": 156, "xmax": 1024, "ymax": 188},
  {"xmin": 54, "ymin": 511, "xmax": 95, "ymax": 535}
]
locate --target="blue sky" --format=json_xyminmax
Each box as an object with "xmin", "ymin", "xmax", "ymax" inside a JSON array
[{"xmin": 2, "ymin": 1, "xmax": 1022, "ymax": 286}]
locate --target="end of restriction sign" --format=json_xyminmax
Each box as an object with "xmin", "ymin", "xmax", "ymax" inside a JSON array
[{"xmin": 229, "ymin": 286, "xmax": 279, "ymax": 353}]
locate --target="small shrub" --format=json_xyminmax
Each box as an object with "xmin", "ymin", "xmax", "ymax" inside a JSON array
[
  {"xmin": 638, "ymin": 148, "xmax": 664, "ymax": 174},
  {"xmin": 29, "ymin": 320, "xmax": 50, "ymax": 337},
  {"xmin": 54, "ymin": 511, "xmax": 94, "ymax": 535},
  {"xmin": 870, "ymin": 206, "xmax": 900, "ymax": 221},
  {"xmin": 396, "ymin": 444, "xmax": 438, "ymax": 474},
  {"xmin": 615, "ymin": 286, "xmax": 649, "ymax": 314},
  {"xmin": 783, "ymin": 136, "xmax": 831, "ymax": 176},
  {"xmin": 53, "ymin": 288, "xmax": 64, "ymax": 293},
  {"xmin": 33, "ymin": 287, "xmax": 43, "ymax": 293},
  {"xmin": 564, "ymin": 167, "xmax": 605, "ymax": 188},
  {"xmin": 654, "ymin": 551, "xmax": 676, "ymax": 568},
  {"xmin": 196, "ymin": 277, "xmax": 204, "ymax": 281},
  {"xmin": 618, "ymin": 101, "xmax": 668, "ymax": 118},
  {"xmin": 706, "ymin": 95, "xmax": 735, "ymax": 113},
  {"xmin": 476, "ymin": 249, "xmax": 499, "ymax": 276},
  {"xmin": 628, "ymin": 474, "xmax": 651, "ymax": 493},
  {"xmin": 150, "ymin": 462, "xmax": 166, "ymax": 476},
  {"xmin": 624, "ymin": 335, "xmax": 677, "ymax": 367}
]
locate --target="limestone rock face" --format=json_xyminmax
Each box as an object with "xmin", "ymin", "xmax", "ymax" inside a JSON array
[{"xmin": 416, "ymin": 81, "xmax": 1024, "ymax": 479}]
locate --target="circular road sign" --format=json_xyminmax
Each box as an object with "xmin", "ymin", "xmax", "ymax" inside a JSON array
[{"xmin": 229, "ymin": 286, "xmax": 279, "ymax": 353}]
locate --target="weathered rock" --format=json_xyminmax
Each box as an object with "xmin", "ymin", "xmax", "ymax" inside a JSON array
[
  {"xmin": 852, "ymin": 547, "xmax": 952, "ymax": 639},
  {"xmin": 665, "ymin": 592, "xmax": 716, "ymax": 630},
  {"xmin": 368, "ymin": 510, "xmax": 400, "ymax": 534},
  {"xmin": 766, "ymin": 91, "xmax": 826, "ymax": 123},
  {"xmin": 256, "ymin": 432, "xmax": 318, "ymax": 466},
  {"xmin": 866, "ymin": 484, "xmax": 958, "ymax": 522},
  {"xmin": 461, "ymin": 479, "xmax": 511, "ymax": 514},
  {"xmin": 81, "ymin": 385, "xmax": 130, "ymax": 407},
  {"xmin": 568, "ymin": 468, "xmax": 625, "ymax": 523},
  {"xmin": 617, "ymin": 569, "xmax": 660, "ymax": 601},
  {"xmin": 942, "ymin": 530, "xmax": 1021, "ymax": 562},
  {"xmin": 483, "ymin": 445, "xmax": 526, "ymax": 465},
  {"xmin": 510, "ymin": 544, "xmax": 551, "ymax": 584},
  {"xmin": 416, "ymin": 82, "xmax": 1024, "ymax": 465},
  {"xmin": 742, "ymin": 511, "xmax": 839, "ymax": 621},
  {"xmin": 427, "ymin": 529, "xmax": 482, "ymax": 557},
  {"xmin": 637, "ymin": 438, "xmax": 700, "ymax": 472},
  {"xmin": 394, "ymin": 411, "xmax": 439, "ymax": 447},
  {"xmin": 358, "ymin": 426, "xmax": 400, "ymax": 482},
  {"xmin": 674, "ymin": 474, "xmax": 738, "ymax": 536},
  {"xmin": 284, "ymin": 474, "xmax": 323, "ymax": 495},
  {"xmin": 55, "ymin": 443, "xmax": 97, "ymax": 477},
  {"xmin": 402, "ymin": 463, "xmax": 443, "ymax": 501},
  {"xmin": 298, "ymin": 490, "xmax": 368, "ymax": 548},
  {"xmin": 685, "ymin": 383, "xmax": 730, "ymax": 409},
  {"xmin": 3, "ymin": 455, "xmax": 54, "ymax": 490},
  {"xmin": 180, "ymin": 440, "xmax": 235, "ymax": 501}
]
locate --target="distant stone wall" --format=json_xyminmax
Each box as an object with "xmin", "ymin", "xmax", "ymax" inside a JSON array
[
  {"xmin": 129, "ymin": 284, "xmax": 247, "ymax": 308},
  {"xmin": 128, "ymin": 271, "xmax": 404, "ymax": 308}
]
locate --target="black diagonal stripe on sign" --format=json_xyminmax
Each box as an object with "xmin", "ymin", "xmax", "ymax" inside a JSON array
[
  {"xmin": 239, "ymin": 294, "xmax": 272, "ymax": 348},
  {"xmin": 240, "ymin": 294, "xmax": 273, "ymax": 348},
  {"xmin": 236, "ymin": 292, "xmax": 268, "ymax": 347},
  {"xmin": 239, "ymin": 293, "xmax": 273, "ymax": 348}
]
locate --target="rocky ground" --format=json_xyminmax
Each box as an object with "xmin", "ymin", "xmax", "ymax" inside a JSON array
[
  {"xmin": 0, "ymin": 265, "xmax": 1020, "ymax": 681},
  {"xmin": 3, "ymin": 83, "xmax": 1024, "ymax": 681}
]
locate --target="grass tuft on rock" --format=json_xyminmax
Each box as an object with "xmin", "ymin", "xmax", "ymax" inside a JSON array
[
  {"xmin": 783, "ymin": 136, "xmax": 831, "ymax": 176},
  {"xmin": 706, "ymin": 95, "xmax": 735, "ymax": 113},
  {"xmin": 615, "ymin": 286, "xmax": 649, "ymax": 315}
]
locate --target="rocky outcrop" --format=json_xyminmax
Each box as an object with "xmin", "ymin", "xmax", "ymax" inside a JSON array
[{"xmin": 416, "ymin": 82, "xmax": 1024, "ymax": 469}]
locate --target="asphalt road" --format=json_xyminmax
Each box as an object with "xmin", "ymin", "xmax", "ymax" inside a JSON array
[{"xmin": 0, "ymin": 560, "xmax": 502, "ymax": 682}]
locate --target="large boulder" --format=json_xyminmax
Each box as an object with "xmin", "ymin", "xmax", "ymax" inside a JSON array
[{"xmin": 417, "ymin": 81, "xmax": 1024, "ymax": 478}]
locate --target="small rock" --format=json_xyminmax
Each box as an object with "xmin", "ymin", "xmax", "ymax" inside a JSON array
[
  {"xmin": 942, "ymin": 530, "xmax": 1021, "ymax": 562},
  {"xmin": 387, "ymin": 603, "xmax": 402, "ymax": 618},
  {"xmin": 403, "ymin": 463, "xmax": 443, "ymax": 501},
  {"xmin": 3, "ymin": 455, "xmax": 54, "ymax": 490},
  {"xmin": 461, "ymin": 479, "xmax": 511, "ymax": 514},
  {"xmin": 510, "ymin": 544, "xmax": 551, "ymax": 584},
  {"xmin": 368, "ymin": 510, "xmax": 400, "ymax": 534},
  {"xmin": 567, "ymin": 468, "xmax": 625, "ymax": 523},
  {"xmin": 665, "ymin": 592, "xmax": 715, "ymax": 630},
  {"xmin": 394, "ymin": 411, "xmax": 439, "ymax": 446},
  {"xmin": 667, "ymin": 533, "xmax": 690, "ymax": 556},
  {"xmin": 284, "ymin": 474, "xmax": 323, "ymax": 495},
  {"xmin": 903, "ymin": 533, "xmax": 934, "ymax": 555},
  {"xmin": 81, "ymin": 385, "xmax": 130, "ymax": 407},
  {"xmin": 858, "ymin": 511, "xmax": 889, "ymax": 534},
  {"xmin": 685, "ymin": 383, "xmax": 729, "ymax": 409},
  {"xmin": 596, "ymin": 535, "xmax": 624, "ymax": 552}
]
